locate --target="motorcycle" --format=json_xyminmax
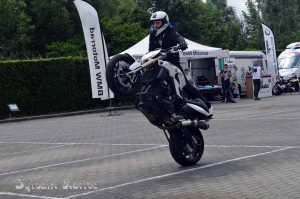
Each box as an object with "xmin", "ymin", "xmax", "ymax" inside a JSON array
[
  {"xmin": 272, "ymin": 74, "xmax": 300, "ymax": 95},
  {"xmin": 106, "ymin": 46, "xmax": 213, "ymax": 166}
]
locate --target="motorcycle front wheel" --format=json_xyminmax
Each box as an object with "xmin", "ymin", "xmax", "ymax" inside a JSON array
[
  {"xmin": 106, "ymin": 54, "xmax": 137, "ymax": 96},
  {"xmin": 168, "ymin": 127, "xmax": 204, "ymax": 166},
  {"xmin": 272, "ymin": 84, "xmax": 283, "ymax": 95}
]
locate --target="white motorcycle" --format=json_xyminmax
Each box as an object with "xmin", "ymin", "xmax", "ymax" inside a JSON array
[{"xmin": 106, "ymin": 46, "xmax": 213, "ymax": 166}]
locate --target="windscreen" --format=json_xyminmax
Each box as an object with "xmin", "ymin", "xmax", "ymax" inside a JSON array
[{"xmin": 278, "ymin": 55, "xmax": 300, "ymax": 69}]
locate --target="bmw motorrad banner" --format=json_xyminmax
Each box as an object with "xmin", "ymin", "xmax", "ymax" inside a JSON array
[
  {"xmin": 74, "ymin": 0, "xmax": 114, "ymax": 99},
  {"xmin": 262, "ymin": 23, "xmax": 278, "ymax": 76}
]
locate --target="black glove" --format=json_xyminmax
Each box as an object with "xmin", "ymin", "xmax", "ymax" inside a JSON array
[{"xmin": 179, "ymin": 43, "xmax": 187, "ymax": 50}]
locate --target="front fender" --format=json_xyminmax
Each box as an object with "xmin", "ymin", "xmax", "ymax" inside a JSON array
[
  {"xmin": 123, "ymin": 53, "xmax": 141, "ymax": 71},
  {"xmin": 123, "ymin": 53, "xmax": 136, "ymax": 63}
]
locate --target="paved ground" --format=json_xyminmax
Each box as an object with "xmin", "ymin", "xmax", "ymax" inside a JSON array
[{"xmin": 0, "ymin": 94, "xmax": 299, "ymax": 199}]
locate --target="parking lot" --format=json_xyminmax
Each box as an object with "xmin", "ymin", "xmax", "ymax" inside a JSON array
[{"xmin": 0, "ymin": 94, "xmax": 300, "ymax": 199}]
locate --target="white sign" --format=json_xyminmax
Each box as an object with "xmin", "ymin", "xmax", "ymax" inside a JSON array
[
  {"xmin": 8, "ymin": 104, "xmax": 20, "ymax": 111},
  {"xmin": 262, "ymin": 23, "xmax": 278, "ymax": 76},
  {"xmin": 224, "ymin": 58, "xmax": 235, "ymax": 68},
  {"xmin": 74, "ymin": 0, "xmax": 113, "ymax": 99},
  {"xmin": 258, "ymin": 76, "xmax": 273, "ymax": 98}
]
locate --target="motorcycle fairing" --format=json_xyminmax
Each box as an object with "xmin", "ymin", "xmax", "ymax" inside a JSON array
[
  {"xmin": 141, "ymin": 49, "xmax": 162, "ymax": 61},
  {"xmin": 137, "ymin": 94, "xmax": 164, "ymax": 127},
  {"xmin": 129, "ymin": 61, "xmax": 141, "ymax": 71},
  {"xmin": 157, "ymin": 60, "xmax": 211, "ymax": 119},
  {"xmin": 158, "ymin": 60, "xmax": 186, "ymax": 98},
  {"xmin": 186, "ymin": 103, "xmax": 210, "ymax": 117}
]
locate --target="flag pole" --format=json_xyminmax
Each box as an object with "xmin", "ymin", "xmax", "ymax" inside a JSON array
[{"xmin": 100, "ymin": 32, "xmax": 117, "ymax": 116}]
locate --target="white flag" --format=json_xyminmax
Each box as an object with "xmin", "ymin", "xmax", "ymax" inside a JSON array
[
  {"xmin": 74, "ymin": 0, "xmax": 114, "ymax": 99},
  {"xmin": 261, "ymin": 23, "xmax": 278, "ymax": 76}
]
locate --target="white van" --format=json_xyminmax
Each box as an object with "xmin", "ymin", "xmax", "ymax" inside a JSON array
[{"xmin": 278, "ymin": 42, "xmax": 300, "ymax": 79}]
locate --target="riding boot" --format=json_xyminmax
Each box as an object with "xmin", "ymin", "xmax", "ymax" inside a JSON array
[{"xmin": 159, "ymin": 99, "xmax": 183, "ymax": 125}]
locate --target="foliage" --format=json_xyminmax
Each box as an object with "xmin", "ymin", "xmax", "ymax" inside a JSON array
[
  {"xmin": 256, "ymin": 0, "xmax": 300, "ymax": 49},
  {"xmin": 242, "ymin": 0, "xmax": 300, "ymax": 50},
  {"xmin": 116, "ymin": 0, "xmax": 150, "ymax": 29},
  {"xmin": 27, "ymin": 0, "xmax": 73, "ymax": 56},
  {"xmin": 46, "ymin": 37, "xmax": 86, "ymax": 58},
  {"xmin": 101, "ymin": 17, "xmax": 148, "ymax": 55},
  {"xmin": 0, "ymin": 57, "xmax": 130, "ymax": 119},
  {"xmin": 1, "ymin": 0, "xmax": 300, "ymax": 59},
  {"xmin": 137, "ymin": 0, "xmax": 204, "ymax": 41},
  {"xmin": 0, "ymin": 0, "xmax": 32, "ymax": 59},
  {"xmin": 242, "ymin": 0, "xmax": 264, "ymax": 50}
]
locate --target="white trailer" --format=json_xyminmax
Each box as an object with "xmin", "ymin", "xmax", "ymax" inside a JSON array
[{"xmin": 224, "ymin": 51, "xmax": 269, "ymax": 97}]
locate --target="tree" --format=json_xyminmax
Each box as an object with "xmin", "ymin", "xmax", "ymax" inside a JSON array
[
  {"xmin": 207, "ymin": 0, "xmax": 227, "ymax": 11},
  {"xmin": 256, "ymin": 0, "xmax": 300, "ymax": 49},
  {"xmin": 27, "ymin": 0, "xmax": 73, "ymax": 56},
  {"xmin": 48, "ymin": 0, "xmax": 149, "ymax": 57},
  {"xmin": 101, "ymin": 17, "xmax": 148, "ymax": 55},
  {"xmin": 137, "ymin": 0, "xmax": 203, "ymax": 41},
  {"xmin": 116, "ymin": 0, "xmax": 150, "ymax": 29},
  {"xmin": 207, "ymin": 0, "xmax": 245, "ymax": 50},
  {"xmin": 0, "ymin": 0, "xmax": 32, "ymax": 59},
  {"xmin": 242, "ymin": 0, "xmax": 263, "ymax": 50}
]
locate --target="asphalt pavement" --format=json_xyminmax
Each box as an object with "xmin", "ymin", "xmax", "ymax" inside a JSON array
[{"xmin": 0, "ymin": 94, "xmax": 299, "ymax": 199}]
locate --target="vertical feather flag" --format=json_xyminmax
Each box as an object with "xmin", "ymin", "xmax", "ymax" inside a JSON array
[{"xmin": 74, "ymin": 0, "xmax": 114, "ymax": 99}]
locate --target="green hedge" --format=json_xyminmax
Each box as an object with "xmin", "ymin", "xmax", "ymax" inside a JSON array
[{"xmin": 0, "ymin": 57, "xmax": 130, "ymax": 119}]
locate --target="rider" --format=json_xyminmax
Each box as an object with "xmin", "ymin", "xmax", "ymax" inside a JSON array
[
  {"xmin": 149, "ymin": 11, "xmax": 212, "ymax": 118},
  {"xmin": 149, "ymin": 11, "xmax": 187, "ymax": 69}
]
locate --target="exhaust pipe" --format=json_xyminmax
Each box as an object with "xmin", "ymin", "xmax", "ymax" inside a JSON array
[
  {"xmin": 181, "ymin": 119, "xmax": 209, "ymax": 130},
  {"xmin": 163, "ymin": 119, "xmax": 209, "ymax": 130}
]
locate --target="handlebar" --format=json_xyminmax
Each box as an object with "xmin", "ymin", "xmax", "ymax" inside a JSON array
[
  {"xmin": 162, "ymin": 45, "xmax": 181, "ymax": 54},
  {"xmin": 126, "ymin": 46, "xmax": 182, "ymax": 76}
]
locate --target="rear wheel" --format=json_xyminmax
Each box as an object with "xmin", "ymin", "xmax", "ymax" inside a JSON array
[
  {"xmin": 168, "ymin": 127, "xmax": 204, "ymax": 166},
  {"xmin": 106, "ymin": 54, "xmax": 137, "ymax": 96},
  {"xmin": 294, "ymin": 81, "xmax": 299, "ymax": 92},
  {"xmin": 272, "ymin": 84, "xmax": 282, "ymax": 95}
]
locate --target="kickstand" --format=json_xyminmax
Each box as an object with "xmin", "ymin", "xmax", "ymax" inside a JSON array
[
  {"xmin": 107, "ymin": 98, "xmax": 120, "ymax": 116},
  {"xmin": 163, "ymin": 129, "xmax": 170, "ymax": 142}
]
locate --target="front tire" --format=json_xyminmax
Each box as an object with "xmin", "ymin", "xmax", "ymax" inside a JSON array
[
  {"xmin": 169, "ymin": 128, "xmax": 204, "ymax": 166},
  {"xmin": 106, "ymin": 54, "xmax": 137, "ymax": 96}
]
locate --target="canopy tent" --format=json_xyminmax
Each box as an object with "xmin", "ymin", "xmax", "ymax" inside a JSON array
[
  {"xmin": 121, "ymin": 35, "xmax": 227, "ymax": 97},
  {"xmin": 121, "ymin": 35, "xmax": 227, "ymax": 61}
]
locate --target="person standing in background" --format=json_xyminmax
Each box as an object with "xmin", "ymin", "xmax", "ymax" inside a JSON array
[
  {"xmin": 220, "ymin": 64, "xmax": 235, "ymax": 103},
  {"xmin": 252, "ymin": 62, "xmax": 263, "ymax": 100}
]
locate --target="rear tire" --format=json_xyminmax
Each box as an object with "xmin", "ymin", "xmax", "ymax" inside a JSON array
[
  {"xmin": 295, "ymin": 82, "xmax": 299, "ymax": 92},
  {"xmin": 169, "ymin": 128, "xmax": 204, "ymax": 166},
  {"xmin": 272, "ymin": 84, "xmax": 283, "ymax": 95},
  {"xmin": 106, "ymin": 54, "xmax": 137, "ymax": 96}
]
